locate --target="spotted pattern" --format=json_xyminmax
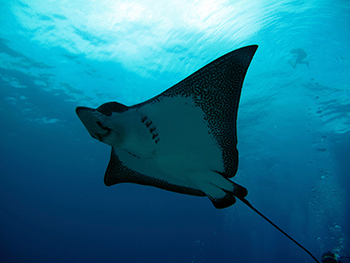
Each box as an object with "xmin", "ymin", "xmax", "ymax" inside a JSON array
[{"xmin": 134, "ymin": 45, "xmax": 258, "ymax": 178}]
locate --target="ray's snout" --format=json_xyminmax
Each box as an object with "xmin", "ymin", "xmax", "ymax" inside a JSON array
[
  {"xmin": 75, "ymin": 106, "xmax": 91, "ymax": 117},
  {"xmin": 75, "ymin": 106, "xmax": 98, "ymax": 134}
]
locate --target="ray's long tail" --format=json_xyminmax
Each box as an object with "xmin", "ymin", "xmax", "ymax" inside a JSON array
[{"xmin": 237, "ymin": 197, "xmax": 321, "ymax": 263}]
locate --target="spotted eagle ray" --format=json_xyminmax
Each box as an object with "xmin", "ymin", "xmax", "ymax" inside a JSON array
[
  {"xmin": 76, "ymin": 45, "xmax": 321, "ymax": 262},
  {"xmin": 76, "ymin": 45, "xmax": 257, "ymax": 209}
]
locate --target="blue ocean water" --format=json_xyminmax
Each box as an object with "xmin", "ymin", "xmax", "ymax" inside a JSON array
[{"xmin": 1, "ymin": 0, "xmax": 349, "ymax": 262}]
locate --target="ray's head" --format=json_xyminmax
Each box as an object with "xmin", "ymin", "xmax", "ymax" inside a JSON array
[{"xmin": 75, "ymin": 102, "xmax": 129, "ymax": 148}]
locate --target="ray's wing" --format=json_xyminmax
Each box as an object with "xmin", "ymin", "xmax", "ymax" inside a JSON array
[
  {"xmin": 112, "ymin": 45, "xmax": 257, "ymax": 177},
  {"xmin": 104, "ymin": 147, "xmax": 206, "ymax": 196}
]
